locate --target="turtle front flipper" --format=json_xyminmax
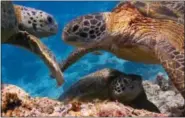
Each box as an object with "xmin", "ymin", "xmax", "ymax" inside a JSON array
[
  {"xmin": 50, "ymin": 47, "xmax": 91, "ymax": 78},
  {"xmin": 50, "ymin": 45, "xmax": 103, "ymax": 78},
  {"xmin": 58, "ymin": 44, "xmax": 103, "ymax": 72},
  {"xmin": 155, "ymin": 36, "xmax": 185, "ymax": 99},
  {"xmin": 131, "ymin": 91, "xmax": 160, "ymax": 113},
  {"xmin": 5, "ymin": 31, "xmax": 64, "ymax": 86}
]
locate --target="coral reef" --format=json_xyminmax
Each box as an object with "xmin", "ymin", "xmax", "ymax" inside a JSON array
[
  {"xmin": 143, "ymin": 80, "xmax": 184, "ymax": 116},
  {"xmin": 1, "ymin": 84, "xmax": 168, "ymax": 117}
]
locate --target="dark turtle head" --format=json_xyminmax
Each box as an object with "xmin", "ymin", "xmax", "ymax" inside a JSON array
[
  {"xmin": 109, "ymin": 74, "xmax": 143, "ymax": 103},
  {"xmin": 62, "ymin": 13, "xmax": 110, "ymax": 47}
]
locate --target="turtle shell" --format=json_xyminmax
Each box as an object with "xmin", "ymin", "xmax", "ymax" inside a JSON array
[
  {"xmin": 1, "ymin": 1, "xmax": 18, "ymax": 43},
  {"xmin": 114, "ymin": 1, "xmax": 184, "ymax": 24}
]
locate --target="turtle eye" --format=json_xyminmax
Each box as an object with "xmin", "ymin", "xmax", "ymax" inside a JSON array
[{"xmin": 47, "ymin": 16, "xmax": 53, "ymax": 24}]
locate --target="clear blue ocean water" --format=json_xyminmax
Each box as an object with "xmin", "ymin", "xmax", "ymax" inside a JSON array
[{"xmin": 2, "ymin": 1, "xmax": 167, "ymax": 99}]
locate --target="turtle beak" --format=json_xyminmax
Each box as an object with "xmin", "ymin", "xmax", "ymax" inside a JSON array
[
  {"xmin": 49, "ymin": 23, "xmax": 58, "ymax": 34},
  {"xmin": 62, "ymin": 31, "xmax": 68, "ymax": 41},
  {"xmin": 62, "ymin": 31, "xmax": 78, "ymax": 42},
  {"xmin": 62, "ymin": 32, "xmax": 86, "ymax": 47}
]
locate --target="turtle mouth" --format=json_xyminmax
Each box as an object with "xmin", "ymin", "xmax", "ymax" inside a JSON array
[
  {"xmin": 50, "ymin": 24, "xmax": 58, "ymax": 33},
  {"xmin": 29, "ymin": 23, "xmax": 58, "ymax": 38},
  {"xmin": 62, "ymin": 33, "xmax": 78, "ymax": 42},
  {"xmin": 39, "ymin": 22, "xmax": 58, "ymax": 34},
  {"xmin": 62, "ymin": 32, "xmax": 79, "ymax": 43},
  {"xmin": 34, "ymin": 29, "xmax": 57, "ymax": 38},
  {"xmin": 62, "ymin": 31, "xmax": 69, "ymax": 41},
  {"xmin": 45, "ymin": 23, "xmax": 58, "ymax": 34},
  {"xmin": 62, "ymin": 31, "xmax": 92, "ymax": 47}
]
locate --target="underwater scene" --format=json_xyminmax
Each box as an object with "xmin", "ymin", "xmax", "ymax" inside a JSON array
[
  {"xmin": 2, "ymin": 1, "xmax": 166, "ymax": 98},
  {"xmin": 1, "ymin": 1, "xmax": 184, "ymax": 117}
]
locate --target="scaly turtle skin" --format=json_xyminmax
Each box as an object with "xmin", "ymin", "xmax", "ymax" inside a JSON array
[
  {"xmin": 59, "ymin": 68, "xmax": 159, "ymax": 113},
  {"xmin": 13, "ymin": 4, "xmax": 58, "ymax": 38},
  {"xmin": 1, "ymin": 1, "xmax": 64, "ymax": 86},
  {"xmin": 58, "ymin": 2, "xmax": 185, "ymax": 99},
  {"xmin": 115, "ymin": 1, "xmax": 184, "ymax": 25}
]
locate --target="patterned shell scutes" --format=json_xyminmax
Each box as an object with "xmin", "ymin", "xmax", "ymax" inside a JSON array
[
  {"xmin": 114, "ymin": 1, "xmax": 184, "ymax": 24},
  {"xmin": 157, "ymin": 1, "xmax": 184, "ymax": 24},
  {"xmin": 112, "ymin": 1, "xmax": 184, "ymax": 53},
  {"xmin": 58, "ymin": 68, "xmax": 121, "ymax": 101},
  {"xmin": 112, "ymin": 1, "xmax": 142, "ymax": 15},
  {"xmin": 1, "ymin": 1, "xmax": 18, "ymax": 43}
]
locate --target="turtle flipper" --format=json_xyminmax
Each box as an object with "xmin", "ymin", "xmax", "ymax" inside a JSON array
[
  {"xmin": 131, "ymin": 91, "xmax": 160, "ymax": 113},
  {"xmin": 5, "ymin": 31, "xmax": 64, "ymax": 86},
  {"xmin": 58, "ymin": 44, "xmax": 103, "ymax": 72},
  {"xmin": 50, "ymin": 44, "xmax": 109, "ymax": 78},
  {"xmin": 155, "ymin": 36, "xmax": 185, "ymax": 99},
  {"xmin": 50, "ymin": 45, "xmax": 102, "ymax": 78},
  {"xmin": 49, "ymin": 47, "xmax": 93, "ymax": 78}
]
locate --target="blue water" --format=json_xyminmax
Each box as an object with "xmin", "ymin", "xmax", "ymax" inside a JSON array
[{"xmin": 2, "ymin": 1, "xmax": 167, "ymax": 99}]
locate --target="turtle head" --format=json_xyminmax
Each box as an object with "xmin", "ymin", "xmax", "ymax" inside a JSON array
[
  {"xmin": 109, "ymin": 74, "xmax": 143, "ymax": 102},
  {"xmin": 14, "ymin": 5, "xmax": 58, "ymax": 38},
  {"xmin": 62, "ymin": 12, "xmax": 110, "ymax": 47}
]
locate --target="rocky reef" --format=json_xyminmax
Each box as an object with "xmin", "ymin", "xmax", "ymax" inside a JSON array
[
  {"xmin": 1, "ymin": 77, "xmax": 184, "ymax": 117},
  {"xmin": 143, "ymin": 81, "xmax": 184, "ymax": 116}
]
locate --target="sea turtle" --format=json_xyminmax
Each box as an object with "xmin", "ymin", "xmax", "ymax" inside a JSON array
[
  {"xmin": 1, "ymin": 1, "xmax": 64, "ymax": 86},
  {"xmin": 115, "ymin": 1, "xmax": 184, "ymax": 25},
  {"xmin": 59, "ymin": 68, "xmax": 160, "ymax": 113},
  {"xmin": 13, "ymin": 4, "xmax": 58, "ymax": 38},
  {"xmin": 57, "ymin": 1, "xmax": 185, "ymax": 99}
]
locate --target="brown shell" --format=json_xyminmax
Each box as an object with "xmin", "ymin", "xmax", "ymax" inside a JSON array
[
  {"xmin": 114, "ymin": 1, "xmax": 184, "ymax": 24},
  {"xmin": 1, "ymin": 1, "xmax": 18, "ymax": 43},
  {"xmin": 58, "ymin": 68, "xmax": 121, "ymax": 102}
]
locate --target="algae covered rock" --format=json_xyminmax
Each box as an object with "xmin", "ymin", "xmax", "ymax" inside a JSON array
[{"xmin": 1, "ymin": 84, "xmax": 168, "ymax": 117}]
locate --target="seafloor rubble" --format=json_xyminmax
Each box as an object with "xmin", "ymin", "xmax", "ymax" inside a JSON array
[
  {"xmin": 142, "ymin": 81, "xmax": 184, "ymax": 116},
  {"xmin": 1, "ymin": 79, "xmax": 184, "ymax": 117}
]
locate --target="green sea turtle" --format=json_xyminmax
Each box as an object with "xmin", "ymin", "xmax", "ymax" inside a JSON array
[
  {"xmin": 13, "ymin": 4, "xmax": 58, "ymax": 38},
  {"xmin": 59, "ymin": 68, "xmax": 160, "ymax": 113},
  {"xmin": 115, "ymin": 1, "xmax": 184, "ymax": 25},
  {"xmin": 1, "ymin": 1, "xmax": 64, "ymax": 86},
  {"xmin": 57, "ymin": 1, "xmax": 185, "ymax": 99}
]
